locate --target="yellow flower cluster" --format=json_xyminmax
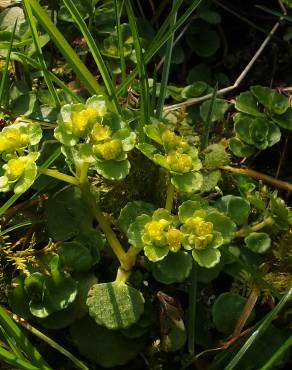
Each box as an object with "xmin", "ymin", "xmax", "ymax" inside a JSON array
[
  {"xmin": 144, "ymin": 219, "xmax": 183, "ymax": 251},
  {"xmin": 71, "ymin": 107, "xmax": 98, "ymax": 136},
  {"xmin": 166, "ymin": 150, "xmax": 193, "ymax": 173},
  {"xmin": 0, "ymin": 128, "xmax": 29, "ymax": 153},
  {"xmin": 183, "ymin": 210, "xmax": 214, "ymax": 250},
  {"xmin": 93, "ymin": 139, "xmax": 123, "ymax": 161},
  {"xmin": 5, "ymin": 157, "xmax": 27, "ymax": 181}
]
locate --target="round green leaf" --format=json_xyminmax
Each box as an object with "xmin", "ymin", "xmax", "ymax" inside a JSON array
[
  {"xmin": 70, "ymin": 316, "xmax": 144, "ymax": 367},
  {"xmin": 234, "ymin": 115, "xmax": 253, "ymax": 144},
  {"xmin": 178, "ymin": 199, "xmax": 208, "ymax": 223},
  {"xmin": 192, "ymin": 248, "xmax": 221, "ymax": 268},
  {"xmin": 144, "ymin": 244, "xmax": 169, "ymax": 262},
  {"xmin": 212, "ymin": 292, "xmax": 255, "ymax": 334},
  {"xmin": 127, "ymin": 214, "xmax": 150, "ymax": 249},
  {"xmin": 200, "ymin": 99, "xmax": 229, "ymax": 123},
  {"xmin": 151, "ymin": 251, "xmax": 192, "ymax": 283},
  {"xmin": 171, "ymin": 172, "xmax": 203, "ymax": 193},
  {"xmin": 271, "ymin": 107, "xmax": 292, "ymax": 130},
  {"xmin": 94, "ymin": 159, "xmax": 130, "ymax": 180},
  {"xmin": 235, "ymin": 91, "xmax": 263, "ymax": 117},
  {"xmin": 229, "ymin": 137, "xmax": 256, "ymax": 158},
  {"xmin": 205, "ymin": 211, "xmax": 236, "ymax": 243},
  {"xmin": 87, "ymin": 282, "xmax": 145, "ymax": 329},
  {"xmin": 250, "ymin": 85, "xmax": 290, "ymax": 114},
  {"xmin": 181, "ymin": 81, "xmax": 207, "ymax": 99},
  {"xmin": 191, "ymin": 29, "xmax": 220, "ymax": 57},
  {"xmin": 58, "ymin": 241, "xmax": 93, "ymax": 272},
  {"xmin": 119, "ymin": 201, "xmax": 155, "ymax": 234},
  {"xmin": 244, "ymin": 232, "xmax": 271, "ymax": 253},
  {"xmin": 216, "ymin": 195, "xmax": 250, "ymax": 225}
]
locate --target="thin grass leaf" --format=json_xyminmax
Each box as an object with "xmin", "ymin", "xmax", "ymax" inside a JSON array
[
  {"xmin": 201, "ymin": 83, "xmax": 218, "ymax": 150},
  {"xmin": 260, "ymin": 335, "xmax": 292, "ymax": 370},
  {"xmin": 188, "ymin": 262, "xmax": 198, "ymax": 355},
  {"xmin": 0, "ymin": 325, "xmax": 25, "ymax": 359},
  {"xmin": 150, "ymin": 66, "xmax": 158, "ymax": 115},
  {"xmin": 125, "ymin": 0, "xmax": 149, "ymax": 136},
  {"xmin": 62, "ymin": 0, "xmax": 119, "ymax": 112},
  {"xmin": 28, "ymin": 0, "xmax": 103, "ymax": 96},
  {"xmin": 23, "ymin": 0, "xmax": 60, "ymax": 108},
  {"xmin": 13, "ymin": 52, "xmax": 84, "ymax": 103},
  {"xmin": 0, "ymin": 19, "xmax": 17, "ymax": 108},
  {"xmin": 114, "ymin": 0, "xmax": 126, "ymax": 88},
  {"xmin": 10, "ymin": 313, "xmax": 89, "ymax": 370},
  {"xmin": 156, "ymin": 0, "xmax": 178, "ymax": 118},
  {"xmin": 0, "ymin": 306, "xmax": 52, "ymax": 369},
  {"xmin": 256, "ymin": 5, "xmax": 292, "ymax": 22},
  {"xmin": 116, "ymin": 0, "xmax": 202, "ymax": 96},
  {"xmin": 0, "ymin": 221, "xmax": 32, "ymax": 236},
  {"xmin": 0, "ymin": 346, "xmax": 40, "ymax": 370},
  {"xmin": 225, "ymin": 287, "xmax": 292, "ymax": 370}
]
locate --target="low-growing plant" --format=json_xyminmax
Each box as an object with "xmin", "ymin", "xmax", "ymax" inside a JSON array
[{"xmin": 0, "ymin": 1, "xmax": 291, "ymax": 369}]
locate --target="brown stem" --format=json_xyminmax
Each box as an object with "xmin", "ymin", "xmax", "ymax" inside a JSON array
[{"xmin": 221, "ymin": 166, "xmax": 292, "ymax": 192}]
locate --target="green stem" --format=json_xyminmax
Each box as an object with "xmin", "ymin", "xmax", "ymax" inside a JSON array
[
  {"xmin": 165, "ymin": 181, "xmax": 175, "ymax": 212},
  {"xmin": 80, "ymin": 182, "xmax": 132, "ymax": 270},
  {"xmin": 235, "ymin": 217, "xmax": 274, "ymax": 238},
  {"xmin": 37, "ymin": 167, "xmax": 79, "ymax": 185},
  {"xmin": 260, "ymin": 335, "xmax": 292, "ymax": 370},
  {"xmin": 188, "ymin": 262, "xmax": 198, "ymax": 355},
  {"xmin": 115, "ymin": 267, "xmax": 132, "ymax": 284}
]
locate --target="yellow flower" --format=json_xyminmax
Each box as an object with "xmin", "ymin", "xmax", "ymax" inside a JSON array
[
  {"xmin": 5, "ymin": 158, "xmax": 26, "ymax": 180},
  {"xmin": 93, "ymin": 139, "xmax": 123, "ymax": 160},
  {"xmin": 144, "ymin": 219, "xmax": 169, "ymax": 246},
  {"xmin": 161, "ymin": 130, "xmax": 184, "ymax": 146},
  {"xmin": 166, "ymin": 151, "xmax": 193, "ymax": 173},
  {"xmin": 166, "ymin": 228, "xmax": 183, "ymax": 252},
  {"xmin": 91, "ymin": 123, "xmax": 112, "ymax": 142},
  {"xmin": 71, "ymin": 107, "xmax": 98, "ymax": 136},
  {"xmin": 0, "ymin": 128, "xmax": 29, "ymax": 153}
]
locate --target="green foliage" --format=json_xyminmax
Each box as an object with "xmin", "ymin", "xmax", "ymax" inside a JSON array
[{"xmin": 230, "ymin": 85, "xmax": 292, "ymax": 157}]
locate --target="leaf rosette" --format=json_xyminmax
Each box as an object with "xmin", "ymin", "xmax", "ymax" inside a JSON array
[
  {"xmin": 178, "ymin": 200, "xmax": 236, "ymax": 268},
  {"xmin": 127, "ymin": 208, "xmax": 183, "ymax": 262},
  {"xmin": 138, "ymin": 123, "xmax": 203, "ymax": 192},
  {"xmin": 54, "ymin": 95, "xmax": 136, "ymax": 180}
]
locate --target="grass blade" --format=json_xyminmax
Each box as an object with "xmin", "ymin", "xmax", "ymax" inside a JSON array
[
  {"xmin": 156, "ymin": 0, "xmax": 178, "ymax": 118},
  {"xmin": 225, "ymin": 287, "xmax": 292, "ymax": 370},
  {"xmin": 260, "ymin": 335, "xmax": 292, "ymax": 370},
  {"xmin": 0, "ymin": 346, "xmax": 40, "ymax": 370},
  {"xmin": 188, "ymin": 262, "xmax": 198, "ymax": 355},
  {"xmin": 114, "ymin": 0, "xmax": 126, "ymax": 88},
  {"xmin": 62, "ymin": 0, "xmax": 119, "ymax": 112},
  {"xmin": 116, "ymin": 0, "xmax": 202, "ymax": 96},
  {"xmin": 0, "ymin": 306, "xmax": 52, "ymax": 369},
  {"xmin": 23, "ymin": 0, "xmax": 60, "ymax": 108},
  {"xmin": 28, "ymin": 0, "xmax": 103, "ymax": 96},
  {"xmin": 0, "ymin": 221, "xmax": 32, "ymax": 236},
  {"xmin": 256, "ymin": 5, "xmax": 291, "ymax": 21},
  {"xmin": 201, "ymin": 83, "xmax": 218, "ymax": 150},
  {"xmin": 0, "ymin": 19, "xmax": 17, "ymax": 108},
  {"xmin": 125, "ymin": 0, "xmax": 149, "ymax": 136}
]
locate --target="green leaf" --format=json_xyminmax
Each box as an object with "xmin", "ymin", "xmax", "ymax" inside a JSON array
[
  {"xmin": 271, "ymin": 107, "xmax": 292, "ymax": 130},
  {"xmin": 11, "ymin": 92, "xmax": 37, "ymax": 117},
  {"xmin": 191, "ymin": 28, "xmax": 220, "ymax": 57},
  {"xmin": 171, "ymin": 172, "xmax": 203, "ymax": 193},
  {"xmin": 249, "ymin": 118, "xmax": 269, "ymax": 149},
  {"xmin": 178, "ymin": 199, "xmax": 208, "ymax": 223},
  {"xmin": 181, "ymin": 81, "xmax": 207, "ymax": 99},
  {"xmin": 235, "ymin": 91, "xmax": 263, "ymax": 117},
  {"xmin": 205, "ymin": 211, "xmax": 236, "ymax": 243},
  {"xmin": 234, "ymin": 114, "xmax": 253, "ymax": 144},
  {"xmin": 245, "ymin": 232, "xmax": 271, "ymax": 254},
  {"xmin": 212, "ymin": 292, "xmax": 255, "ymax": 335},
  {"xmin": 216, "ymin": 195, "xmax": 250, "ymax": 225},
  {"xmin": 127, "ymin": 214, "xmax": 150, "ymax": 249},
  {"xmin": 271, "ymin": 196, "xmax": 289, "ymax": 230},
  {"xmin": 203, "ymin": 143, "xmax": 229, "ymax": 168},
  {"xmin": 250, "ymin": 85, "xmax": 290, "ymax": 114},
  {"xmin": 94, "ymin": 159, "xmax": 130, "ymax": 180},
  {"xmin": 229, "ymin": 137, "xmax": 256, "ymax": 158},
  {"xmin": 201, "ymin": 170, "xmax": 221, "ymax": 193},
  {"xmin": 14, "ymin": 161, "xmax": 38, "ymax": 194},
  {"xmin": 70, "ymin": 316, "xmax": 145, "ymax": 367},
  {"xmin": 87, "ymin": 282, "xmax": 144, "ymax": 329},
  {"xmin": 151, "ymin": 251, "xmax": 192, "ymax": 283},
  {"xmin": 200, "ymin": 99, "xmax": 229, "ymax": 123},
  {"xmin": 8, "ymin": 275, "xmax": 32, "ymax": 320},
  {"xmin": 144, "ymin": 244, "xmax": 169, "ymax": 262},
  {"xmin": 119, "ymin": 201, "xmax": 155, "ymax": 234},
  {"xmin": 58, "ymin": 241, "xmax": 93, "ymax": 272},
  {"xmin": 144, "ymin": 123, "xmax": 163, "ymax": 144},
  {"xmin": 192, "ymin": 248, "xmax": 221, "ymax": 268}
]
